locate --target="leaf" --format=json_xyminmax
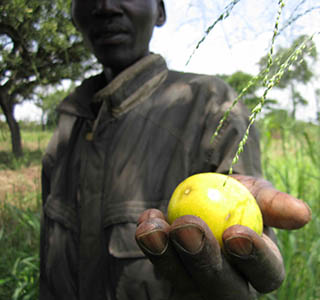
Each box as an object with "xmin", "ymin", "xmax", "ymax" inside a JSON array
[{"xmin": 0, "ymin": 277, "xmax": 12, "ymax": 285}]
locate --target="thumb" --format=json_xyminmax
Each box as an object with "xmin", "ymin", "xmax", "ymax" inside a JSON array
[{"xmin": 231, "ymin": 175, "xmax": 311, "ymax": 229}]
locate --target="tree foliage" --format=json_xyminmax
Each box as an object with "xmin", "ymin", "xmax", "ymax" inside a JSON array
[
  {"xmin": 0, "ymin": 0, "xmax": 97, "ymax": 156},
  {"xmin": 259, "ymin": 35, "xmax": 317, "ymax": 119}
]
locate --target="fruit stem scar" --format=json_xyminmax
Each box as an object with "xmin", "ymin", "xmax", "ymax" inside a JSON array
[{"xmin": 184, "ymin": 188, "xmax": 191, "ymax": 195}]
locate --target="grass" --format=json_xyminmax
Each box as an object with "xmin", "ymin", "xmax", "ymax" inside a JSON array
[
  {"xmin": 258, "ymin": 119, "xmax": 320, "ymax": 300},
  {"xmin": 0, "ymin": 124, "xmax": 52, "ymax": 170},
  {"xmin": 0, "ymin": 124, "xmax": 52, "ymax": 300},
  {"xmin": 0, "ymin": 120, "xmax": 319, "ymax": 299}
]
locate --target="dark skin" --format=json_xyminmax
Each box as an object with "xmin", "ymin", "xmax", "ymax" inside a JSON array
[
  {"xmin": 135, "ymin": 176, "xmax": 311, "ymax": 298},
  {"xmin": 72, "ymin": 0, "xmax": 166, "ymax": 78},
  {"xmin": 72, "ymin": 0, "xmax": 312, "ymax": 298}
]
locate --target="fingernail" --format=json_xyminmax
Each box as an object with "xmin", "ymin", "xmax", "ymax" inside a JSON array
[
  {"xmin": 138, "ymin": 231, "xmax": 168, "ymax": 255},
  {"xmin": 225, "ymin": 236, "xmax": 253, "ymax": 257},
  {"xmin": 172, "ymin": 226, "xmax": 205, "ymax": 254}
]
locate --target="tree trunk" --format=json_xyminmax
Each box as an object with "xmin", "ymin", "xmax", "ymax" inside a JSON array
[{"xmin": 0, "ymin": 92, "xmax": 23, "ymax": 157}]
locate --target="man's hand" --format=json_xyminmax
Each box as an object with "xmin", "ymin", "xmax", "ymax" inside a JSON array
[{"xmin": 135, "ymin": 175, "xmax": 311, "ymax": 299}]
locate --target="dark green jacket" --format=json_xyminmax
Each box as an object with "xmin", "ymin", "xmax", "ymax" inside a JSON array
[{"xmin": 40, "ymin": 54, "xmax": 261, "ymax": 300}]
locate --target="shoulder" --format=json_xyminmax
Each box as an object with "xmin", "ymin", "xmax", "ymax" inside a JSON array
[
  {"xmin": 42, "ymin": 128, "xmax": 59, "ymax": 179},
  {"xmin": 167, "ymin": 70, "xmax": 231, "ymax": 93},
  {"xmin": 42, "ymin": 113, "xmax": 78, "ymax": 177},
  {"xmin": 166, "ymin": 70, "xmax": 235, "ymax": 103},
  {"xmin": 166, "ymin": 69, "xmax": 248, "ymax": 118},
  {"xmin": 57, "ymin": 73, "xmax": 106, "ymax": 118}
]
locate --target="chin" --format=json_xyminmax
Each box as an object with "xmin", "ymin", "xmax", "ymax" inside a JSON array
[{"xmin": 96, "ymin": 50, "xmax": 147, "ymax": 74}]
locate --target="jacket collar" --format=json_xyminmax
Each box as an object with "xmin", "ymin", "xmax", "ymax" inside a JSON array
[{"xmin": 57, "ymin": 54, "xmax": 168, "ymax": 120}]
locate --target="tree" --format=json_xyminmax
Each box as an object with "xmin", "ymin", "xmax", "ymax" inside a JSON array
[
  {"xmin": 259, "ymin": 35, "xmax": 317, "ymax": 119},
  {"xmin": 0, "ymin": 0, "xmax": 97, "ymax": 157},
  {"xmin": 218, "ymin": 71, "xmax": 276, "ymax": 111}
]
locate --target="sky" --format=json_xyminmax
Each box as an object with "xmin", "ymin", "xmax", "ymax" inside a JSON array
[
  {"xmin": 15, "ymin": 0, "xmax": 320, "ymax": 122},
  {"xmin": 152, "ymin": 0, "xmax": 319, "ymax": 74}
]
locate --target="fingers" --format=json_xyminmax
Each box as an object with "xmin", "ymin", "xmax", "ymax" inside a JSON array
[
  {"xmin": 136, "ymin": 210, "xmax": 254, "ymax": 299},
  {"xmin": 223, "ymin": 225, "xmax": 285, "ymax": 293},
  {"xmin": 136, "ymin": 210, "xmax": 284, "ymax": 298},
  {"xmin": 135, "ymin": 210, "xmax": 197, "ymax": 293},
  {"xmin": 231, "ymin": 174, "xmax": 312, "ymax": 229},
  {"xmin": 137, "ymin": 208, "xmax": 167, "ymax": 225},
  {"xmin": 169, "ymin": 216, "xmax": 253, "ymax": 299}
]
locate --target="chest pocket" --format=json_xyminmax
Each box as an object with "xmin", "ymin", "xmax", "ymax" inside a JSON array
[{"xmin": 106, "ymin": 223, "xmax": 174, "ymax": 300}]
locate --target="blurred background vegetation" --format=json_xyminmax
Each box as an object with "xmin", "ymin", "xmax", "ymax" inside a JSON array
[{"xmin": 1, "ymin": 0, "xmax": 320, "ymax": 299}]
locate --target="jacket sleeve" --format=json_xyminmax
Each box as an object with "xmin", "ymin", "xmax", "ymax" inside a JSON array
[
  {"xmin": 39, "ymin": 130, "xmax": 58, "ymax": 300},
  {"xmin": 210, "ymin": 113, "xmax": 262, "ymax": 177},
  {"xmin": 201, "ymin": 77, "xmax": 262, "ymax": 177}
]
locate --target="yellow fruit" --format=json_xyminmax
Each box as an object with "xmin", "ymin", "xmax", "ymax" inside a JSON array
[{"xmin": 167, "ymin": 173, "xmax": 263, "ymax": 247}]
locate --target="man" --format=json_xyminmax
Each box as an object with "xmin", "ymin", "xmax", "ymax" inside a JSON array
[{"xmin": 40, "ymin": 0, "xmax": 311, "ymax": 299}]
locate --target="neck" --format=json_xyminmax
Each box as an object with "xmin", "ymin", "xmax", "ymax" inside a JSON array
[{"xmin": 102, "ymin": 52, "xmax": 151, "ymax": 80}]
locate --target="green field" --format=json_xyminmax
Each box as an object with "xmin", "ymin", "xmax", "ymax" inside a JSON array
[
  {"xmin": 0, "ymin": 120, "xmax": 319, "ymax": 300},
  {"xmin": 259, "ymin": 120, "xmax": 320, "ymax": 300}
]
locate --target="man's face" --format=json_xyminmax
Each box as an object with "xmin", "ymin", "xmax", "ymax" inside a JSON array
[{"xmin": 72, "ymin": 0, "xmax": 166, "ymax": 74}]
